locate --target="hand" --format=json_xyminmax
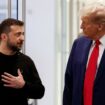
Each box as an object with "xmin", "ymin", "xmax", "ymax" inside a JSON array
[{"xmin": 1, "ymin": 69, "xmax": 25, "ymax": 89}]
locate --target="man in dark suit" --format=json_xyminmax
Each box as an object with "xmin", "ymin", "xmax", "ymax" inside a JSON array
[{"xmin": 63, "ymin": 3, "xmax": 105, "ymax": 105}]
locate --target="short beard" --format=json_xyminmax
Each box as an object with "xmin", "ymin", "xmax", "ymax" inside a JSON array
[
  {"xmin": 6, "ymin": 37, "xmax": 23, "ymax": 53},
  {"xmin": 7, "ymin": 42, "xmax": 21, "ymax": 52},
  {"xmin": 9, "ymin": 46, "xmax": 21, "ymax": 52}
]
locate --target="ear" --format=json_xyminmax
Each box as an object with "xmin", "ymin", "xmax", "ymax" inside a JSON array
[
  {"xmin": 98, "ymin": 24, "xmax": 104, "ymax": 31},
  {"xmin": 1, "ymin": 33, "xmax": 7, "ymax": 40}
]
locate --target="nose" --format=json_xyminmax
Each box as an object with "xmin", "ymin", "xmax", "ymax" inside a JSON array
[{"xmin": 20, "ymin": 34, "xmax": 24, "ymax": 41}]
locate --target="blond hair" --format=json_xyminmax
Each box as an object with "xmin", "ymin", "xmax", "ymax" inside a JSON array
[{"xmin": 80, "ymin": 3, "xmax": 105, "ymax": 23}]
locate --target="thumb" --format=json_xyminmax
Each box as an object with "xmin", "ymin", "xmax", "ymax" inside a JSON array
[{"xmin": 17, "ymin": 69, "xmax": 22, "ymax": 76}]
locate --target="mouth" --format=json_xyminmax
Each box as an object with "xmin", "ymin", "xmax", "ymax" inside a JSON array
[{"xmin": 17, "ymin": 42, "xmax": 23, "ymax": 48}]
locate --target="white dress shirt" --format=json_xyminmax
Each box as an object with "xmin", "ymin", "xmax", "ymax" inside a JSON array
[{"xmin": 86, "ymin": 35, "xmax": 105, "ymax": 75}]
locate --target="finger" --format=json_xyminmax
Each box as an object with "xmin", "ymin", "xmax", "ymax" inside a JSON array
[
  {"xmin": 3, "ymin": 72, "xmax": 14, "ymax": 78},
  {"xmin": 1, "ymin": 75, "xmax": 12, "ymax": 81},
  {"xmin": 3, "ymin": 84, "xmax": 15, "ymax": 88},
  {"xmin": 1, "ymin": 78, "xmax": 11, "ymax": 83}
]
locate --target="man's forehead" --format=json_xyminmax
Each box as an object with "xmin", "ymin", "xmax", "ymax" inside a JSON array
[{"xmin": 81, "ymin": 16, "xmax": 90, "ymax": 21}]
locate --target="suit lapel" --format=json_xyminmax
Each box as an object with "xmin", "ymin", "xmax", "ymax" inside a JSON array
[
  {"xmin": 82, "ymin": 40, "xmax": 92, "ymax": 74},
  {"xmin": 94, "ymin": 50, "xmax": 105, "ymax": 84},
  {"xmin": 78, "ymin": 40, "xmax": 92, "ymax": 87}
]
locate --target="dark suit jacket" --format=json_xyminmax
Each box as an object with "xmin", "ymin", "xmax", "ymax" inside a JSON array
[{"xmin": 63, "ymin": 36, "xmax": 105, "ymax": 105}]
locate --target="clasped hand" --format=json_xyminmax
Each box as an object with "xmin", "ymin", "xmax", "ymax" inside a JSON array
[{"xmin": 1, "ymin": 69, "xmax": 25, "ymax": 89}]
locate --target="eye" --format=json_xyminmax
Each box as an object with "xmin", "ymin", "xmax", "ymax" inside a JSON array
[{"xmin": 15, "ymin": 32, "xmax": 24, "ymax": 37}]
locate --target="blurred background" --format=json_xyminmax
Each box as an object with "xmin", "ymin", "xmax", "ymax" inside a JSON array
[{"xmin": 0, "ymin": 0, "xmax": 105, "ymax": 105}]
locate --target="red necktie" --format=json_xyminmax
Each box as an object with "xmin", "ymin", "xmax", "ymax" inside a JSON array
[{"xmin": 83, "ymin": 40, "xmax": 100, "ymax": 105}]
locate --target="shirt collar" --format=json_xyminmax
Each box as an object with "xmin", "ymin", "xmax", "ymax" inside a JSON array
[
  {"xmin": 100, "ymin": 35, "xmax": 105, "ymax": 48},
  {"xmin": 92, "ymin": 35, "xmax": 105, "ymax": 48}
]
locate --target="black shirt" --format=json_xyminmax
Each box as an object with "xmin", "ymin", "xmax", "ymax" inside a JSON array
[{"xmin": 0, "ymin": 52, "xmax": 45, "ymax": 105}]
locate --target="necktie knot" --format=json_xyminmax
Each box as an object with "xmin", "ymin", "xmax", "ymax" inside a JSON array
[{"xmin": 95, "ymin": 40, "xmax": 101, "ymax": 46}]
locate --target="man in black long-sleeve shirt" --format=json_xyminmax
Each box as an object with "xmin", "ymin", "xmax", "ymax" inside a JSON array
[{"xmin": 0, "ymin": 18, "xmax": 45, "ymax": 105}]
